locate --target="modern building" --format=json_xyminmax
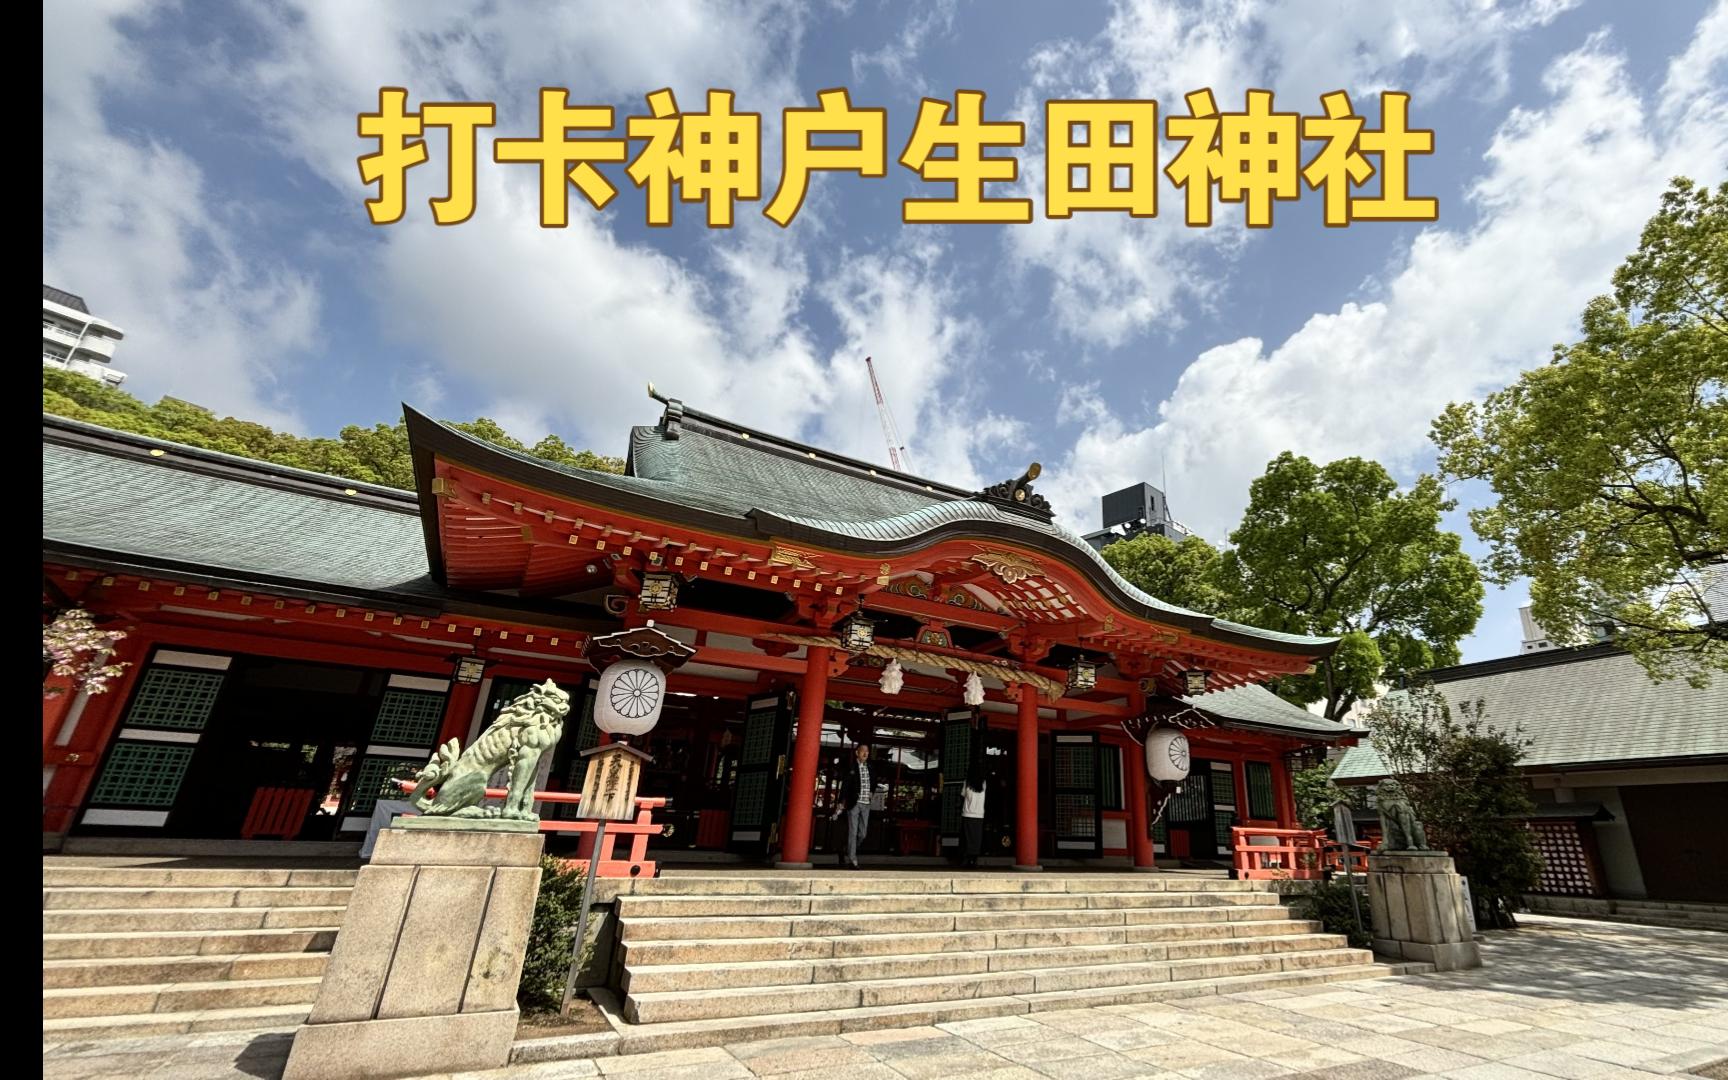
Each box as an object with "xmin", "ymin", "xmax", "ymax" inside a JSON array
[
  {"xmin": 42, "ymin": 285, "xmax": 126, "ymax": 387},
  {"xmin": 1332, "ymin": 642, "xmax": 1728, "ymax": 903},
  {"xmin": 1082, "ymin": 481, "xmax": 1191, "ymax": 552},
  {"xmin": 42, "ymin": 394, "xmax": 1359, "ymax": 868}
]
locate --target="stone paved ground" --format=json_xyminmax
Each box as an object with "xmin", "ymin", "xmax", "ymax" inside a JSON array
[{"xmin": 41, "ymin": 915, "xmax": 1728, "ymax": 1080}]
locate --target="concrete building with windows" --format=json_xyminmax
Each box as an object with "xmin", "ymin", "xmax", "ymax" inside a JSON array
[
  {"xmin": 42, "ymin": 284, "xmax": 126, "ymax": 388},
  {"xmin": 1082, "ymin": 482, "xmax": 1192, "ymax": 552}
]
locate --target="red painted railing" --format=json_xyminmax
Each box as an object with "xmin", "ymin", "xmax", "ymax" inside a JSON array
[
  {"xmin": 393, "ymin": 781, "xmax": 666, "ymax": 878},
  {"xmin": 1232, "ymin": 826, "xmax": 1372, "ymax": 879}
]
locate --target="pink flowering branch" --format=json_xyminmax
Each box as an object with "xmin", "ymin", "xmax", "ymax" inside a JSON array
[{"xmin": 43, "ymin": 608, "xmax": 130, "ymax": 697}]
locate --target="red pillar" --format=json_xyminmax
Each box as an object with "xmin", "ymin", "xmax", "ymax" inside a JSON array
[
  {"xmin": 1272, "ymin": 747, "xmax": 1297, "ymax": 828},
  {"xmin": 437, "ymin": 679, "xmax": 482, "ymax": 746},
  {"xmin": 777, "ymin": 645, "xmax": 831, "ymax": 868},
  {"xmin": 1126, "ymin": 737, "xmax": 1156, "ymax": 870},
  {"xmin": 43, "ymin": 675, "xmax": 77, "ymax": 753},
  {"xmin": 42, "ymin": 632, "xmax": 151, "ymax": 838},
  {"xmin": 1015, "ymin": 687, "xmax": 1040, "ymax": 870}
]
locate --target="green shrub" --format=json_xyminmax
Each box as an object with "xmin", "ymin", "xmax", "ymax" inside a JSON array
[
  {"xmin": 1285, "ymin": 878, "xmax": 1372, "ymax": 949},
  {"xmin": 518, "ymin": 856, "xmax": 591, "ymax": 1011}
]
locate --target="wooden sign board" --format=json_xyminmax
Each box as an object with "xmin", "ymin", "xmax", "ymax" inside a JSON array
[{"xmin": 578, "ymin": 742, "xmax": 653, "ymax": 821}]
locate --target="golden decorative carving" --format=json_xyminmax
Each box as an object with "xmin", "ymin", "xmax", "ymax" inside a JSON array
[
  {"xmin": 768, "ymin": 545, "xmax": 819, "ymax": 571},
  {"xmin": 970, "ymin": 549, "xmax": 1043, "ymax": 584}
]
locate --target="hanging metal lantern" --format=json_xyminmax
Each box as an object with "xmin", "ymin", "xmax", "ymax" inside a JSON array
[
  {"xmin": 638, "ymin": 571, "xmax": 680, "ymax": 612},
  {"xmin": 1182, "ymin": 669, "xmax": 1209, "ymax": 696},
  {"xmin": 1144, "ymin": 726, "xmax": 1191, "ymax": 783},
  {"xmin": 1066, "ymin": 657, "xmax": 1097, "ymax": 693},
  {"xmin": 451, "ymin": 655, "xmax": 488, "ymax": 684},
  {"xmin": 836, "ymin": 611, "xmax": 876, "ymax": 653}
]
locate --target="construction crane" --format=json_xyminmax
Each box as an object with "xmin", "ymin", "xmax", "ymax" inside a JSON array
[{"xmin": 864, "ymin": 356, "xmax": 913, "ymax": 474}]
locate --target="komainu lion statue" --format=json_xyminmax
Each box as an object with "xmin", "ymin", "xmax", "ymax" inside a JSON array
[
  {"xmin": 1375, "ymin": 778, "xmax": 1430, "ymax": 852},
  {"xmin": 408, "ymin": 679, "xmax": 572, "ymax": 821}
]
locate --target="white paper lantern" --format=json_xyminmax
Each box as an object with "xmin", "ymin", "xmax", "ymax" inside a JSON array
[
  {"xmin": 1144, "ymin": 727, "xmax": 1191, "ymax": 783},
  {"xmin": 593, "ymin": 659, "xmax": 668, "ymax": 738}
]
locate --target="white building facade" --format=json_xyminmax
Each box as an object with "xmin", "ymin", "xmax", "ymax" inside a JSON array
[{"xmin": 43, "ymin": 285, "xmax": 126, "ymax": 387}]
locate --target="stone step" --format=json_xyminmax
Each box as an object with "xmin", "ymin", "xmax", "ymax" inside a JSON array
[
  {"xmin": 623, "ymin": 931, "xmax": 1348, "ymax": 993},
  {"xmin": 603, "ymin": 873, "xmax": 1259, "ymax": 899},
  {"xmin": 622, "ymin": 948, "xmax": 1371, "ymax": 1024},
  {"xmin": 620, "ymin": 917, "xmax": 1327, "ymax": 966},
  {"xmin": 618, "ymin": 900, "xmax": 1296, "ymax": 942},
  {"xmin": 613, "ymin": 889, "xmax": 1280, "ymax": 919},
  {"xmin": 42, "ymin": 976, "xmax": 324, "ymax": 1020},
  {"xmin": 43, "ymin": 951, "xmax": 330, "ymax": 989},
  {"xmin": 41, "ymin": 1003, "xmax": 311, "ymax": 1042},
  {"xmin": 42, "ymin": 905, "xmax": 348, "ymax": 934},
  {"xmin": 41, "ymin": 866, "xmax": 357, "ymax": 889},
  {"xmin": 43, "ymin": 925, "xmax": 340, "ymax": 960},
  {"xmin": 551, "ymin": 962, "xmax": 1413, "ymax": 1060},
  {"xmin": 41, "ymin": 885, "xmax": 354, "ymax": 910}
]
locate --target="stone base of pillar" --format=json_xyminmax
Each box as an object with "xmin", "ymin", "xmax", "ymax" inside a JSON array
[
  {"xmin": 773, "ymin": 861, "xmax": 814, "ymax": 870},
  {"xmin": 1013, "ymin": 864, "xmax": 1043, "ymax": 872},
  {"xmin": 1367, "ymin": 851, "xmax": 1482, "ymax": 972},
  {"xmin": 282, "ymin": 824, "xmax": 545, "ymax": 1080},
  {"xmin": 1131, "ymin": 866, "xmax": 1160, "ymax": 872}
]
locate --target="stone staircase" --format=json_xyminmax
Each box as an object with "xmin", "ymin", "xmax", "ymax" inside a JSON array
[
  {"xmin": 592, "ymin": 871, "xmax": 1423, "ymax": 1051},
  {"xmin": 42, "ymin": 863, "xmax": 356, "ymax": 1041},
  {"xmin": 1525, "ymin": 894, "xmax": 1728, "ymax": 932}
]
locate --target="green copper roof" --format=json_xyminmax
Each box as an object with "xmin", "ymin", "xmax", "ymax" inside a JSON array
[
  {"xmin": 1331, "ymin": 645, "xmax": 1728, "ymax": 780},
  {"xmin": 43, "ymin": 418, "xmax": 435, "ymax": 598},
  {"xmin": 1183, "ymin": 684, "xmax": 1357, "ymax": 738},
  {"xmin": 407, "ymin": 402, "xmax": 1338, "ymax": 658}
]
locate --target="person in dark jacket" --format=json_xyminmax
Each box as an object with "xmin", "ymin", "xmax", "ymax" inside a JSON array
[{"xmin": 834, "ymin": 743, "xmax": 872, "ymax": 868}]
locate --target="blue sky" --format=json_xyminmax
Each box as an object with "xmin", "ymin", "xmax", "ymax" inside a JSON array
[{"xmin": 43, "ymin": 1, "xmax": 1728, "ymax": 664}]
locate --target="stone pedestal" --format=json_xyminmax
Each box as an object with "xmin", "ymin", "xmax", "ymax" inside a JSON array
[
  {"xmin": 282, "ymin": 824, "xmax": 544, "ymax": 1080},
  {"xmin": 1367, "ymin": 851, "xmax": 1482, "ymax": 971}
]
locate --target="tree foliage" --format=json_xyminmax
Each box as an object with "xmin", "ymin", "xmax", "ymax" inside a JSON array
[
  {"xmin": 1366, "ymin": 685, "xmax": 1543, "ymax": 930},
  {"xmin": 1099, "ymin": 531, "xmax": 1236, "ymax": 614},
  {"xmin": 1219, "ymin": 453, "xmax": 1484, "ymax": 720},
  {"xmin": 1292, "ymin": 758, "xmax": 1364, "ymax": 831},
  {"xmin": 42, "ymin": 367, "xmax": 625, "ymax": 487},
  {"xmin": 518, "ymin": 856, "xmax": 590, "ymax": 1011},
  {"xmin": 1434, "ymin": 178, "xmax": 1727, "ymax": 687}
]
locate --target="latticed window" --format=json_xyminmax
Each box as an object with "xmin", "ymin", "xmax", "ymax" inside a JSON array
[
  {"xmin": 1245, "ymin": 761, "xmax": 1277, "ymax": 820},
  {"xmin": 90, "ymin": 743, "xmax": 195, "ymax": 806},
  {"xmin": 733, "ymin": 772, "xmax": 768, "ymax": 827},
  {"xmin": 369, "ymin": 688, "xmax": 446, "ymax": 746},
  {"xmin": 124, "ymin": 667, "xmax": 225, "ymax": 730},
  {"xmin": 1098, "ymin": 745, "xmax": 1124, "ymax": 810},
  {"xmin": 346, "ymin": 756, "xmax": 423, "ymax": 815}
]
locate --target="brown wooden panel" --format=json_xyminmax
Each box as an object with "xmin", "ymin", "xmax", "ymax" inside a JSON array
[{"xmin": 1619, "ymin": 782, "xmax": 1728, "ymax": 902}]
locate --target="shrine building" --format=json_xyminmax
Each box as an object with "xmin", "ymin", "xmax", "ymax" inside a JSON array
[{"xmin": 42, "ymin": 392, "xmax": 1359, "ymax": 869}]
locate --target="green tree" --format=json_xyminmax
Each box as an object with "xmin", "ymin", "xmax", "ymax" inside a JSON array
[
  {"xmin": 1365, "ymin": 685, "xmax": 1543, "ymax": 930},
  {"xmin": 1433, "ymin": 178, "xmax": 1727, "ymax": 687},
  {"xmin": 1292, "ymin": 758, "xmax": 1363, "ymax": 830},
  {"xmin": 1099, "ymin": 531, "xmax": 1235, "ymax": 614},
  {"xmin": 1219, "ymin": 453, "xmax": 1484, "ymax": 720},
  {"xmin": 41, "ymin": 367, "xmax": 624, "ymax": 485}
]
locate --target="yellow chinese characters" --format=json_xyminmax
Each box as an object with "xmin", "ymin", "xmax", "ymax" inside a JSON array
[
  {"xmin": 357, "ymin": 86, "xmax": 1437, "ymax": 229},
  {"xmin": 898, "ymin": 90, "xmax": 1030, "ymax": 224}
]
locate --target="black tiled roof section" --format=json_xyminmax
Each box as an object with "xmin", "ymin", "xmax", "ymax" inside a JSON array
[{"xmin": 44, "ymin": 284, "xmax": 90, "ymax": 313}]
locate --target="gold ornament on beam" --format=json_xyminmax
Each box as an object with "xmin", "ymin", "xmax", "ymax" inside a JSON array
[{"xmin": 969, "ymin": 549, "xmax": 1043, "ymax": 584}]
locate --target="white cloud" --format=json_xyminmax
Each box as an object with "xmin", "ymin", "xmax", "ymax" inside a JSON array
[
  {"xmin": 1044, "ymin": 22, "xmax": 1728, "ymax": 546},
  {"xmin": 850, "ymin": 0, "xmax": 958, "ymax": 98},
  {"xmin": 1003, "ymin": 0, "xmax": 1578, "ymax": 349},
  {"xmin": 42, "ymin": 0, "xmax": 319, "ymax": 427}
]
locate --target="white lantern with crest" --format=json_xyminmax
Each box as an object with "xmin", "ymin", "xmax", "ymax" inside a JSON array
[
  {"xmin": 1144, "ymin": 726, "xmax": 1191, "ymax": 783},
  {"xmin": 583, "ymin": 622, "xmax": 697, "ymax": 743}
]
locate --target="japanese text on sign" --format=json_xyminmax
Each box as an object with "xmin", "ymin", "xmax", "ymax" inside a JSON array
[{"xmin": 358, "ymin": 87, "xmax": 1436, "ymax": 230}]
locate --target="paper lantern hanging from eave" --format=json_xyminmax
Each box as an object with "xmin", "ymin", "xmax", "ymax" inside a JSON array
[
  {"xmin": 593, "ymin": 658, "xmax": 668, "ymax": 738},
  {"xmin": 1144, "ymin": 727, "xmax": 1191, "ymax": 783}
]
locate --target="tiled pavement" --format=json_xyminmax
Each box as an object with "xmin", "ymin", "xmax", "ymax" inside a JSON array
[{"xmin": 42, "ymin": 915, "xmax": 1728, "ymax": 1080}]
